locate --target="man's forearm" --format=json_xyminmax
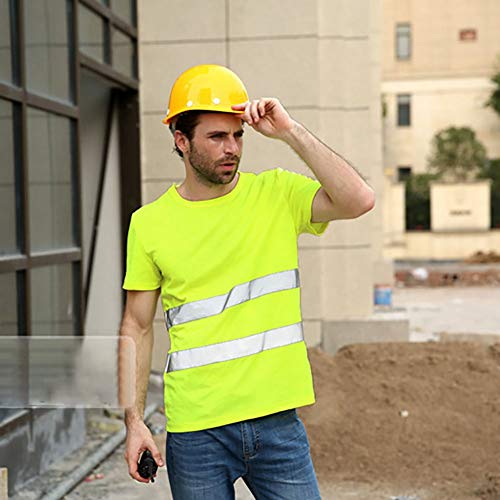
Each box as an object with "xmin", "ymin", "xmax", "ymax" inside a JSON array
[
  {"xmin": 282, "ymin": 121, "xmax": 374, "ymax": 217},
  {"xmin": 119, "ymin": 320, "xmax": 154, "ymax": 427}
]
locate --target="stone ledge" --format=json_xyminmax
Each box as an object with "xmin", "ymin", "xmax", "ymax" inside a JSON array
[{"xmin": 322, "ymin": 311, "xmax": 410, "ymax": 355}]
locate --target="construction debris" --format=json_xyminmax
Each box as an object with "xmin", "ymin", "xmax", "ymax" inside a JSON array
[
  {"xmin": 395, "ymin": 263, "xmax": 500, "ymax": 287},
  {"xmin": 464, "ymin": 251, "xmax": 500, "ymax": 264}
]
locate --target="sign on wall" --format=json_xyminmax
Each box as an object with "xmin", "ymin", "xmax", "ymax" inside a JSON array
[{"xmin": 459, "ymin": 29, "xmax": 477, "ymax": 41}]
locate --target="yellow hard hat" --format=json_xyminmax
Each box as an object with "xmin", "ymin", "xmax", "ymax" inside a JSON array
[{"xmin": 162, "ymin": 64, "xmax": 249, "ymax": 125}]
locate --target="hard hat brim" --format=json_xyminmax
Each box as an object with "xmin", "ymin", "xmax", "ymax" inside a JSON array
[{"xmin": 162, "ymin": 107, "xmax": 245, "ymax": 126}]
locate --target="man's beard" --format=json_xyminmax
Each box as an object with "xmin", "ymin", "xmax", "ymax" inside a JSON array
[{"xmin": 188, "ymin": 143, "xmax": 240, "ymax": 186}]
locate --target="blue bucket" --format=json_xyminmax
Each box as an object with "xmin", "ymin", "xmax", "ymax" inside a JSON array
[{"xmin": 374, "ymin": 285, "xmax": 392, "ymax": 306}]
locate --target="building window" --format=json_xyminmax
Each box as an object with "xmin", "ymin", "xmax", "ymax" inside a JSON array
[
  {"xmin": 397, "ymin": 166, "xmax": 412, "ymax": 182},
  {"xmin": 25, "ymin": 0, "xmax": 72, "ymax": 102},
  {"xmin": 27, "ymin": 109, "xmax": 77, "ymax": 252},
  {"xmin": 0, "ymin": 99, "xmax": 20, "ymax": 256},
  {"xmin": 79, "ymin": 4, "xmax": 107, "ymax": 64},
  {"xmin": 396, "ymin": 23, "xmax": 411, "ymax": 60},
  {"xmin": 31, "ymin": 264, "xmax": 78, "ymax": 335},
  {"xmin": 397, "ymin": 94, "xmax": 411, "ymax": 127},
  {"xmin": 112, "ymin": 28, "xmax": 137, "ymax": 79},
  {"xmin": 0, "ymin": 0, "xmax": 13, "ymax": 84},
  {"xmin": 111, "ymin": 0, "xmax": 136, "ymax": 26}
]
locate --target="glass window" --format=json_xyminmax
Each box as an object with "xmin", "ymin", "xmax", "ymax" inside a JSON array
[
  {"xmin": 396, "ymin": 23, "xmax": 411, "ymax": 60},
  {"xmin": 397, "ymin": 166, "xmax": 412, "ymax": 182},
  {"xmin": 111, "ymin": 0, "xmax": 135, "ymax": 25},
  {"xmin": 0, "ymin": 99, "xmax": 19, "ymax": 256},
  {"xmin": 112, "ymin": 29, "xmax": 135, "ymax": 78},
  {"xmin": 31, "ymin": 264, "xmax": 76, "ymax": 335},
  {"xmin": 0, "ymin": 273, "xmax": 18, "ymax": 335},
  {"xmin": 397, "ymin": 94, "xmax": 411, "ymax": 127},
  {"xmin": 0, "ymin": 0, "xmax": 12, "ymax": 83},
  {"xmin": 27, "ymin": 108, "xmax": 75, "ymax": 252},
  {"xmin": 79, "ymin": 4, "xmax": 106, "ymax": 63},
  {"xmin": 24, "ymin": 0, "xmax": 71, "ymax": 102}
]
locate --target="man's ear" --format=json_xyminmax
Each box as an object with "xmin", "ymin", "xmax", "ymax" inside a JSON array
[{"xmin": 174, "ymin": 130, "xmax": 190, "ymax": 155}]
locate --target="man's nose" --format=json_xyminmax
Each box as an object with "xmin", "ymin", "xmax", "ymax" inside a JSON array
[{"xmin": 224, "ymin": 136, "xmax": 240, "ymax": 155}]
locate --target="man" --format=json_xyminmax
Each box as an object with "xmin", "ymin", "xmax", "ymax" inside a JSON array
[{"xmin": 120, "ymin": 64, "xmax": 374, "ymax": 498}]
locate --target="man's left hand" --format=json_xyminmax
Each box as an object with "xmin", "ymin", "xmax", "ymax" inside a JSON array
[{"xmin": 232, "ymin": 98, "xmax": 295, "ymax": 140}]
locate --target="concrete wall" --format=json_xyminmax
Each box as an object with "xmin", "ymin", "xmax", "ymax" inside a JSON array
[
  {"xmin": 383, "ymin": 179, "xmax": 495, "ymax": 260},
  {"xmin": 385, "ymin": 230, "xmax": 500, "ymax": 260},
  {"xmin": 0, "ymin": 409, "xmax": 85, "ymax": 496},
  {"xmin": 137, "ymin": 0, "xmax": 386, "ymax": 368},
  {"xmin": 430, "ymin": 181, "xmax": 491, "ymax": 232},
  {"xmin": 383, "ymin": 178, "xmax": 405, "ymax": 246}
]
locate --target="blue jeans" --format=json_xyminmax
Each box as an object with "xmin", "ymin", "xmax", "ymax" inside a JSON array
[{"xmin": 165, "ymin": 409, "xmax": 321, "ymax": 499}]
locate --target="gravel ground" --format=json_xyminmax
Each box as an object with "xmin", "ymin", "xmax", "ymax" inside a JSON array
[{"xmin": 392, "ymin": 286, "xmax": 500, "ymax": 341}]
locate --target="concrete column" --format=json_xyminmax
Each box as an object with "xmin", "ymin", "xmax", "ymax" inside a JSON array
[
  {"xmin": 317, "ymin": 0, "xmax": 375, "ymax": 319},
  {"xmin": 317, "ymin": 0, "xmax": 407, "ymax": 351}
]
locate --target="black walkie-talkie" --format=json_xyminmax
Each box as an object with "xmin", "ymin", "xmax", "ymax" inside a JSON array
[{"xmin": 138, "ymin": 450, "xmax": 158, "ymax": 482}]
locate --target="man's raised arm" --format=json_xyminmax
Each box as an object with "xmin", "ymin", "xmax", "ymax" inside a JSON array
[{"xmin": 233, "ymin": 98, "xmax": 375, "ymax": 222}]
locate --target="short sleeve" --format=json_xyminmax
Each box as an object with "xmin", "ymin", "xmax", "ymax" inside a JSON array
[
  {"xmin": 122, "ymin": 213, "xmax": 162, "ymax": 290},
  {"xmin": 275, "ymin": 168, "xmax": 329, "ymax": 236}
]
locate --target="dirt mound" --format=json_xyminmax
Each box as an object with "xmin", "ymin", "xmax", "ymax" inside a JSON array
[
  {"xmin": 465, "ymin": 251, "xmax": 500, "ymax": 264},
  {"xmin": 474, "ymin": 474, "xmax": 500, "ymax": 500},
  {"xmin": 300, "ymin": 343, "xmax": 500, "ymax": 497}
]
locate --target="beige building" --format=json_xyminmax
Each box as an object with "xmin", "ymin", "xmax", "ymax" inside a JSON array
[
  {"xmin": 138, "ymin": 0, "xmax": 404, "ymax": 370},
  {"xmin": 382, "ymin": 0, "xmax": 500, "ymax": 181},
  {"xmin": 382, "ymin": 0, "xmax": 500, "ymax": 260}
]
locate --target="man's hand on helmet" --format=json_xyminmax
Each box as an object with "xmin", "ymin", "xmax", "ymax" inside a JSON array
[{"xmin": 232, "ymin": 98, "xmax": 296, "ymax": 141}]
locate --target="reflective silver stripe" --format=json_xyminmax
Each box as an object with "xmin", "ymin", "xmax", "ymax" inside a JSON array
[
  {"xmin": 165, "ymin": 269, "xmax": 299, "ymax": 329},
  {"xmin": 165, "ymin": 322, "xmax": 303, "ymax": 373}
]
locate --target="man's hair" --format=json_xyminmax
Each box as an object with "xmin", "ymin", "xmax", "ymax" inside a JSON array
[{"xmin": 169, "ymin": 111, "xmax": 204, "ymax": 158}]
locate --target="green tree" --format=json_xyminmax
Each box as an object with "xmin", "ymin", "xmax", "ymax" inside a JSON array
[
  {"xmin": 405, "ymin": 173, "xmax": 440, "ymax": 230},
  {"xmin": 485, "ymin": 57, "xmax": 500, "ymax": 117},
  {"xmin": 483, "ymin": 58, "xmax": 500, "ymax": 227},
  {"xmin": 427, "ymin": 126, "xmax": 487, "ymax": 182},
  {"xmin": 478, "ymin": 159, "xmax": 500, "ymax": 228}
]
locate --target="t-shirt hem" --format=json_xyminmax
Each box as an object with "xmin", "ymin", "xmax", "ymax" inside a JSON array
[
  {"xmin": 165, "ymin": 396, "xmax": 316, "ymax": 433},
  {"xmin": 122, "ymin": 282, "xmax": 161, "ymax": 291}
]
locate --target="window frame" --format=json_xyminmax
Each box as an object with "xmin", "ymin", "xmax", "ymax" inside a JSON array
[{"xmin": 79, "ymin": 0, "xmax": 138, "ymax": 83}]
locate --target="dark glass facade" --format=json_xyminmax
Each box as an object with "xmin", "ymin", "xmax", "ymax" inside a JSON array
[{"xmin": 0, "ymin": 0, "xmax": 138, "ymax": 431}]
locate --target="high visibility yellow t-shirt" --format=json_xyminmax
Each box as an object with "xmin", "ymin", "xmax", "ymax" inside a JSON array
[{"xmin": 123, "ymin": 168, "xmax": 328, "ymax": 432}]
